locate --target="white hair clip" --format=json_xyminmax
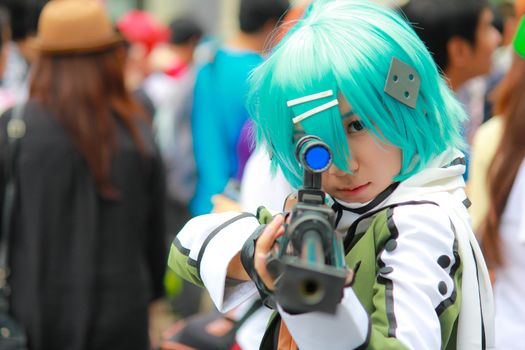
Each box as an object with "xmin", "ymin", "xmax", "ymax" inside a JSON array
[
  {"xmin": 292, "ymin": 99, "xmax": 339, "ymax": 124},
  {"xmin": 287, "ymin": 90, "xmax": 334, "ymax": 107},
  {"xmin": 287, "ymin": 90, "xmax": 339, "ymax": 124}
]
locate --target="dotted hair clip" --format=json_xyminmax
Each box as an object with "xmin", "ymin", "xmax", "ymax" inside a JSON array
[{"xmin": 384, "ymin": 57, "xmax": 421, "ymax": 109}]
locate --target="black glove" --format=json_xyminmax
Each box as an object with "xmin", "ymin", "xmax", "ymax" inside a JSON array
[{"xmin": 240, "ymin": 207, "xmax": 278, "ymax": 309}]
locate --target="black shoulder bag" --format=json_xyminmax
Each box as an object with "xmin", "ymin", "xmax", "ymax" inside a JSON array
[{"xmin": 0, "ymin": 104, "xmax": 29, "ymax": 349}]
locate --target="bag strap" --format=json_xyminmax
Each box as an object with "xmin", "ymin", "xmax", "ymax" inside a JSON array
[{"xmin": 0, "ymin": 104, "xmax": 26, "ymax": 305}]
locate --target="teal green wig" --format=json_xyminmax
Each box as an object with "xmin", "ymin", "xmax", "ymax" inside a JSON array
[{"xmin": 247, "ymin": 0, "xmax": 467, "ymax": 188}]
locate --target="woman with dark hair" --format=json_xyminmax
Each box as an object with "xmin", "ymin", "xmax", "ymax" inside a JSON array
[
  {"xmin": 0, "ymin": 1, "xmax": 166, "ymax": 349},
  {"xmin": 471, "ymin": 15, "xmax": 525, "ymax": 349}
]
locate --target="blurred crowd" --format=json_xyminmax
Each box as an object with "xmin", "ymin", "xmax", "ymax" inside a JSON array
[{"xmin": 0, "ymin": 0, "xmax": 525, "ymax": 349}]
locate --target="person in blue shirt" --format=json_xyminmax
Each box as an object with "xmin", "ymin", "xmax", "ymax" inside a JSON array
[{"xmin": 190, "ymin": 0, "xmax": 289, "ymax": 215}]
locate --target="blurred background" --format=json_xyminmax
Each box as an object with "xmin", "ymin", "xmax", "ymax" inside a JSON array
[
  {"xmin": 1, "ymin": 0, "xmax": 523, "ymax": 349},
  {"xmin": 104, "ymin": 0, "xmax": 305, "ymax": 37}
]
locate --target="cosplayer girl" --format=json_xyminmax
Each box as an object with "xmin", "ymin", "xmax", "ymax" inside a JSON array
[{"xmin": 168, "ymin": 1, "xmax": 494, "ymax": 349}]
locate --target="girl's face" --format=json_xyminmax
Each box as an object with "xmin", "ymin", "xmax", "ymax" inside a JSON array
[{"xmin": 321, "ymin": 98, "xmax": 402, "ymax": 203}]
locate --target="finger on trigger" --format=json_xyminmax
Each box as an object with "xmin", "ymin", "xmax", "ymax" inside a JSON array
[{"xmin": 258, "ymin": 215, "xmax": 285, "ymax": 252}]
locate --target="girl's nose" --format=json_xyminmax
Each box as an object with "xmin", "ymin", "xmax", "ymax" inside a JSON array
[
  {"xmin": 328, "ymin": 159, "xmax": 359, "ymax": 176},
  {"xmin": 328, "ymin": 161, "xmax": 358, "ymax": 176},
  {"xmin": 348, "ymin": 158, "xmax": 359, "ymax": 172},
  {"xmin": 328, "ymin": 164, "xmax": 345, "ymax": 176}
]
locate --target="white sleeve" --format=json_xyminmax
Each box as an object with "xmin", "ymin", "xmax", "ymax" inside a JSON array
[
  {"xmin": 172, "ymin": 211, "xmax": 260, "ymax": 311},
  {"xmin": 380, "ymin": 204, "xmax": 458, "ymax": 349}
]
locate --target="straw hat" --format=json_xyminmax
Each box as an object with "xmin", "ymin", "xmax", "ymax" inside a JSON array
[{"xmin": 31, "ymin": 0, "xmax": 123, "ymax": 54}]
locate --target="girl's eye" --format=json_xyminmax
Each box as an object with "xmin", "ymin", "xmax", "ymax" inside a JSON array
[{"xmin": 347, "ymin": 120, "xmax": 365, "ymax": 134}]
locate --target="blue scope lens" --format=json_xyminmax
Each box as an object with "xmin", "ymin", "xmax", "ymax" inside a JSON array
[
  {"xmin": 304, "ymin": 145, "xmax": 331, "ymax": 172},
  {"xmin": 295, "ymin": 135, "xmax": 333, "ymax": 173}
]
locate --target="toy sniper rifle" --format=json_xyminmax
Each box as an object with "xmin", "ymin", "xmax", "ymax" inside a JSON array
[{"xmin": 266, "ymin": 135, "xmax": 348, "ymax": 314}]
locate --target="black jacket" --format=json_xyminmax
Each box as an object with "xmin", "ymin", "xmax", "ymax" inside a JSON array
[{"xmin": 0, "ymin": 101, "xmax": 167, "ymax": 350}]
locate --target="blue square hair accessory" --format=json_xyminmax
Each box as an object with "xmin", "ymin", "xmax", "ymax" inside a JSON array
[{"xmin": 384, "ymin": 57, "xmax": 421, "ymax": 109}]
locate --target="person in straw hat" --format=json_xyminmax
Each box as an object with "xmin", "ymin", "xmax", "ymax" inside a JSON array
[{"xmin": 0, "ymin": 1, "xmax": 167, "ymax": 349}]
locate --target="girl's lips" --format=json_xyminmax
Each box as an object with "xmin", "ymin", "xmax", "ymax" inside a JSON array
[{"xmin": 340, "ymin": 182, "xmax": 371, "ymax": 194}]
